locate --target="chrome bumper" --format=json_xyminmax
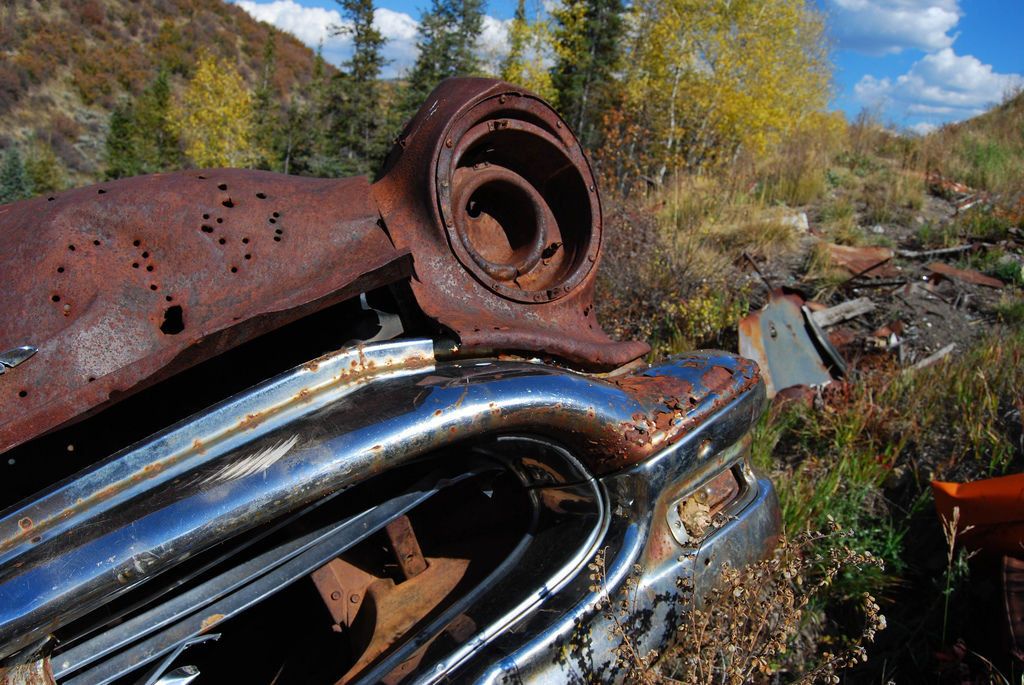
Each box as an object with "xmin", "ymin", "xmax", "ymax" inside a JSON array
[{"xmin": 0, "ymin": 338, "xmax": 776, "ymax": 683}]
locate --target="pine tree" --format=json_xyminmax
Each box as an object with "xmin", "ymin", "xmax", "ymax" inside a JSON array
[
  {"xmin": 171, "ymin": 52, "xmax": 260, "ymax": 168},
  {"xmin": 105, "ymin": 101, "xmax": 141, "ymax": 179},
  {"xmin": 253, "ymin": 35, "xmax": 281, "ymax": 170},
  {"xmin": 405, "ymin": 0, "xmax": 485, "ymax": 108},
  {"xmin": 326, "ymin": 0, "xmax": 389, "ymax": 176},
  {"xmin": 134, "ymin": 69, "xmax": 181, "ymax": 172},
  {"xmin": 0, "ymin": 147, "xmax": 32, "ymax": 203},
  {"xmin": 551, "ymin": 0, "xmax": 624, "ymax": 147},
  {"xmin": 287, "ymin": 45, "xmax": 334, "ymax": 177}
]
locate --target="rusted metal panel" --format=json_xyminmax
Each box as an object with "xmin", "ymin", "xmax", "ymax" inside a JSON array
[
  {"xmin": 823, "ymin": 243, "xmax": 898, "ymax": 278},
  {"xmin": 385, "ymin": 515, "xmax": 428, "ymax": 579},
  {"xmin": 738, "ymin": 291, "xmax": 833, "ymax": 398},
  {"xmin": 0, "ymin": 79, "xmax": 647, "ymax": 456},
  {"xmin": 0, "ymin": 171, "xmax": 410, "ymax": 455},
  {"xmin": 372, "ymin": 78, "xmax": 649, "ymax": 369},
  {"xmin": 927, "ymin": 261, "xmax": 1005, "ymax": 288}
]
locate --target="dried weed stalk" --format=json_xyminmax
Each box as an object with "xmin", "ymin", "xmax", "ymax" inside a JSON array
[{"xmin": 648, "ymin": 522, "xmax": 887, "ymax": 684}]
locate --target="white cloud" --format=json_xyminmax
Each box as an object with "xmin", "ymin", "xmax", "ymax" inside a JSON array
[
  {"xmin": 908, "ymin": 121, "xmax": 938, "ymax": 135},
  {"xmin": 854, "ymin": 48, "xmax": 1023, "ymax": 123},
  {"xmin": 236, "ymin": 0, "xmax": 341, "ymax": 46},
  {"xmin": 478, "ymin": 15, "xmax": 513, "ymax": 74},
  {"xmin": 823, "ymin": 0, "xmax": 961, "ymax": 55},
  {"xmin": 234, "ymin": 0, "xmax": 510, "ymax": 79}
]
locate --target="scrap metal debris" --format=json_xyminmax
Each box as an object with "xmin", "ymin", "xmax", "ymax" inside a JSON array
[
  {"xmin": 931, "ymin": 473, "xmax": 1024, "ymax": 556},
  {"xmin": 927, "ymin": 262, "xmax": 1005, "ymax": 289},
  {"xmin": 738, "ymin": 290, "xmax": 834, "ymax": 398},
  {"xmin": 824, "ymin": 243, "xmax": 899, "ymax": 278},
  {"xmin": 809, "ymin": 297, "xmax": 876, "ymax": 328}
]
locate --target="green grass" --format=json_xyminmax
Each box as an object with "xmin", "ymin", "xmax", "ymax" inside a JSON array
[{"xmin": 752, "ymin": 328, "xmax": 1024, "ymax": 608}]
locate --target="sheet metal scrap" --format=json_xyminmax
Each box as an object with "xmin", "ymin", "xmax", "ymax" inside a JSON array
[
  {"xmin": 0, "ymin": 78, "xmax": 647, "ymax": 455},
  {"xmin": 927, "ymin": 261, "xmax": 1005, "ymax": 289},
  {"xmin": 823, "ymin": 243, "xmax": 899, "ymax": 278},
  {"xmin": 738, "ymin": 290, "xmax": 836, "ymax": 398}
]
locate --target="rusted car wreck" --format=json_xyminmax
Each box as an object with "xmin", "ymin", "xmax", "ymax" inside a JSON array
[{"xmin": 0, "ymin": 79, "xmax": 779, "ymax": 684}]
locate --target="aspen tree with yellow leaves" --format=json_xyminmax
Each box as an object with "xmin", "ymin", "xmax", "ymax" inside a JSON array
[
  {"xmin": 614, "ymin": 0, "xmax": 831, "ymax": 183},
  {"xmin": 500, "ymin": 0, "xmax": 556, "ymax": 102},
  {"xmin": 172, "ymin": 53, "xmax": 262, "ymax": 168}
]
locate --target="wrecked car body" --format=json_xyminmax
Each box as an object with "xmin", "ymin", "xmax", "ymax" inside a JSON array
[{"xmin": 0, "ymin": 78, "xmax": 779, "ymax": 683}]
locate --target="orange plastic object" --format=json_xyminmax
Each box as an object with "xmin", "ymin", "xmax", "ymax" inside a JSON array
[{"xmin": 932, "ymin": 474, "xmax": 1024, "ymax": 556}]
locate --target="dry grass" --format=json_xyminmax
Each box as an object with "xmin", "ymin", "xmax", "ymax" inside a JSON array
[{"xmin": 918, "ymin": 90, "xmax": 1024, "ymax": 198}]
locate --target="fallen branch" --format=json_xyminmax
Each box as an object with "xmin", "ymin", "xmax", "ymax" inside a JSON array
[
  {"xmin": 810, "ymin": 297, "xmax": 876, "ymax": 328},
  {"xmin": 895, "ymin": 245, "xmax": 974, "ymax": 259},
  {"xmin": 908, "ymin": 343, "xmax": 956, "ymax": 371}
]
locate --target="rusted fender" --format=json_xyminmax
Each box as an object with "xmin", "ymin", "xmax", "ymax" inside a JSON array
[
  {"xmin": 373, "ymin": 77, "xmax": 649, "ymax": 369},
  {"xmin": 0, "ymin": 78, "xmax": 646, "ymax": 456},
  {"xmin": 0, "ymin": 172, "xmax": 410, "ymax": 454}
]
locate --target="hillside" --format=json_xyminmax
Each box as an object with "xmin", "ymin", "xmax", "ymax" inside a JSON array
[
  {"xmin": 0, "ymin": 0, "xmax": 325, "ymax": 185},
  {"xmin": 923, "ymin": 90, "xmax": 1024, "ymax": 198}
]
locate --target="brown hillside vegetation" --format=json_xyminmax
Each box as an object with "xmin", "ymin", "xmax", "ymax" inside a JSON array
[{"xmin": 0, "ymin": 0, "xmax": 322, "ymax": 183}]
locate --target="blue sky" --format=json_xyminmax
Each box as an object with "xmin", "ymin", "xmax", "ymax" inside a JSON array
[{"xmin": 234, "ymin": 0, "xmax": 1024, "ymax": 133}]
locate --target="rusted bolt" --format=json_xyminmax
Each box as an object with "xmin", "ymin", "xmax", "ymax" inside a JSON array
[
  {"xmin": 18, "ymin": 517, "xmax": 31, "ymax": 530},
  {"xmin": 556, "ymin": 120, "xmax": 562, "ymax": 128},
  {"xmin": 349, "ymin": 593, "xmax": 360, "ymax": 603},
  {"xmin": 330, "ymin": 590, "xmax": 341, "ymax": 601},
  {"xmin": 445, "ymin": 138, "xmax": 453, "ymax": 148},
  {"xmin": 499, "ymin": 94, "xmax": 506, "ymax": 104}
]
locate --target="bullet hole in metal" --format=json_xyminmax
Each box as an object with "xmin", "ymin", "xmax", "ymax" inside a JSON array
[
  {"xmin": 218, "ymin": 183, "xmax": 228, "ymax": 191},
  {"xmin": 222, "ymin": 198, "xmax": 234, "ymax": 208},
  {"xmin": 274, "ymin": 228, "xmax": 283, "ymax": 235},
  {"xmin": 150, "ymin": 284, "xmax": 158, "ymax": 291},
  {"xmin": 68, "ymin": 244, "xmax": 75, "ymax": 251},
  {"xmin": 201, "ymin": 226, "xmax": 214, "ymax": 233},
  {"xmin": 268, "ymin": 218, "xmax": 276, "ymax": 224},
  {"xmin": 256, "ymin": 192, "xmax": 267, "ymax": 199},
  {"xmin": 57, "ymin": 267, "xmax": 64, "ymax": 273},
  {"xmin": 146, "ymin": 265, "xmax": 154, "ymax": 272},
  {"xmin": 165, "ymin": 295, "xmax": 173, "ymax": 302},
  {"xmin": 230, "ymin": 266, "xmax": 238, "ymax": 273},
  {"xmin": 244, "ymin": 254, "xmax": 251, "ymax": 260},
  {"xmin": 216, "ymin": 218, "xmax": 223, "ymax": 224},
  {"xmin": 132, "ymin": 263, "xmax": 139, "ymax": 268},
  {"xmin": 160, "ymin": 306, "xmax": 185, "ymax": 335},
  {"xmin": 272, "ymin": 211, "xmax": 280, "ymax": 218},
  {"xmin": 51, "ymin": 295, "xmax": 60, "ymax": 302},
  {"xmin": 218, "ymin": 238, "xmax": 226, "ymax": 245},
  {"xmin": 242, "ymin": 237, "xmax": 249, "ymax": 244},
  {"xmin": 133, "ymin": 239, "xmax": 141, "ymax": 247},
  {"xmin": 93, "ymin": 240, "xmax": 101, "ymax": 246},
  {"xmin": 87, "ymin": 376, "xmax": 95, "ymax": 383},
  {"xmin": 18, "ymin": 390, "xmax": 27, "ymax": 398},
  {"xmin": 97, "ymin": 189, "xmax": 106, "ymax": 194},
  {"xmin": 203, "ymin": 213, "xmax": 210, "ymax": 220},
  {"xmin": 273, "ymin": 236, "xmax": 281, "ymax": 242},
  {"xmin": 141, "ymin": 251, "xmax": 149, "ymax": 258}
]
